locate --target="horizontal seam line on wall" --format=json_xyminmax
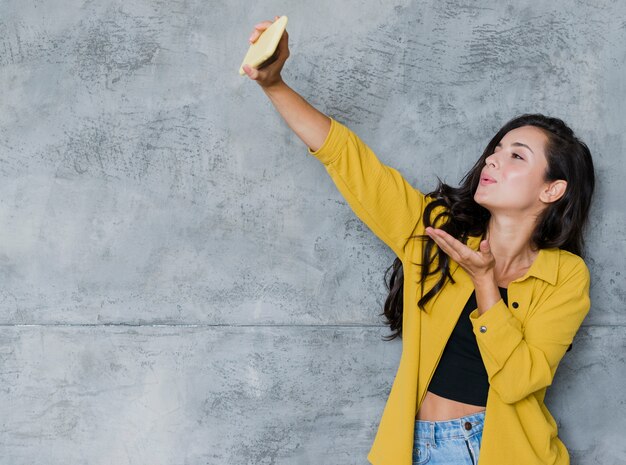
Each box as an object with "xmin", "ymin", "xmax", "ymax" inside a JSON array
[
  {"xmin": 0, "ymin": 323, "xmax": 383, "ymax": 327},
  {"xmin": 0, "ymin": 323, "xmax": 618, "ymax": 328}
]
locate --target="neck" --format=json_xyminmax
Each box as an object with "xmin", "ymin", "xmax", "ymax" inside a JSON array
[{"xmin": 485, "ymin": 214, "xmax": 539, "ymax": 279}]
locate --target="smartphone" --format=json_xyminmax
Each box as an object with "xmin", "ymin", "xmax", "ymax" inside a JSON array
[{"xmin": 239, "ymin": 16, "xmax": 288, "ymax": 76}]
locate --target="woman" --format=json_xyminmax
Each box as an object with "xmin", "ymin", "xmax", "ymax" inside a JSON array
[{"xmin": 243, "ymin": 18, "xmax": 594, "ymax": 465}]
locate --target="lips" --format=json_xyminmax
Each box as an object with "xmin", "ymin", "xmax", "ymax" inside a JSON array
[{"xmin": 480, "ymin": 172, "xmax": 497, "ymax": 184}]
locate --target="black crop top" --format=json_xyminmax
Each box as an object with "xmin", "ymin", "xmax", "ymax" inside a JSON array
[{"xmin": 427, "ymin": 287, "xmax": 509, "ymax": 407}]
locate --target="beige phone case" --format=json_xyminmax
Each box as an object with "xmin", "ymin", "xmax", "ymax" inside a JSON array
[{"xmin": 239, "ymin": 16, "xmax": 288, "ymax": 76}]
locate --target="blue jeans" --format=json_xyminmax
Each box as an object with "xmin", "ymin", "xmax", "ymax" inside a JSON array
[{"xmin": 413, "ymin": 410, "xmax": 485, "ymax": 465}]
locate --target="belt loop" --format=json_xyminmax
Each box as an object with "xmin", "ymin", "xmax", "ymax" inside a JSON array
[{"xmin": 430, "ymin": 421, "xmax": 436, "ymax": 447}]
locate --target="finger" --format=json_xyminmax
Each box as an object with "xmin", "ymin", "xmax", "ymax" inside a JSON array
[
  {"xmin": 426, "ymin": 228, "xmax": 466, "ymax": 254},
  {"xmin": 425, "ymin": 228, "xmax": 460, "ymax": 261},
  {"xmin": 242, "ymin": 64, "xmax": 259, "ymax": 80},
  {"xmin": 249, "ymin": 16, "xmax": 282, "ymax": 43},
  {"xmin": 426, "ymin": 227, "xmax": 471, "ymax": 263},
  {"xmin": 249, "ymin": 20, "xmax": 274, "ymax": 42},
  {"xmin": 433, "ymin": 238, "xmax": 461, "ymax": 263},
  {"xmin": 479, "ymin": 240, "xmax": 491, "ymax": 254},
  {"xmin": 437, "ymin": 237, "xmax": 463, "ymax": 262}
]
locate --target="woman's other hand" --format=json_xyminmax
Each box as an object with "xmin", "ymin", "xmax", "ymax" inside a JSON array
[
  {"xmin": 242, "ymin": 16, "xmax": 290, "ymax": 89},
  {"xmin": 424, "ymin": 227, "xmax": 496, "ymax": 282}
]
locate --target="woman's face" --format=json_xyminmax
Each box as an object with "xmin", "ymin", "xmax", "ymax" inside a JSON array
[{"xmin": 473, "ymin": 125, "xmax": 554, "ymax": 214}]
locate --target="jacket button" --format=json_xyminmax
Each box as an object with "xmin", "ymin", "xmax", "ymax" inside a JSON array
[
  {"xmin": 464, "ymin": 421, "xmax": 472, "ymax": 430},
  {"xmin": 480, "ymin": 326, "xmax": 487, "ymax": 333},
  {"xmin": 512, "ymin": 302, "xmax": 519, "ymax": 309}
]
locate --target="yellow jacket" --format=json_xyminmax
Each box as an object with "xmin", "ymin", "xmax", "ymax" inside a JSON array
[{"xmin": 307, "ymin": 117, "xmax": 591, "ymax": 465}]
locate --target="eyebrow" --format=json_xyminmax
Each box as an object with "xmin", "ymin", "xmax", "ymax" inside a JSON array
[{"xmin": 496, "ymin": 142, "xmax": 535, "ymax": 155}]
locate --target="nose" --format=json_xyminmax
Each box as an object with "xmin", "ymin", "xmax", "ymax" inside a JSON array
[{"xmin": 485, "ymin": 153, "xmax": 497, "ymax": 168}]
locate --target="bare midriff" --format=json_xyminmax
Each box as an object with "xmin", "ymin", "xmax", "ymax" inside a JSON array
[{"xmin": 415, "ymin": 390, "xmax": 486, "ymax": 421}]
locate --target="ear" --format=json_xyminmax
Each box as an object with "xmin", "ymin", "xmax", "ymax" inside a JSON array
[{"xmin": 539, "ymin": 179, "xmax": 567, "ymax": 204}]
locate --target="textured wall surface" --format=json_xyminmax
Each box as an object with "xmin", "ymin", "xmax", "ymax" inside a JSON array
[{"xmin": 1, "ymin": 0, "xmax": 625, "ymax": 464}]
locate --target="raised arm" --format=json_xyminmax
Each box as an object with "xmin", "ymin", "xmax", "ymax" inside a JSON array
[
  {"xmin": 306, "ymin": 116, "xmax": 426, "ymax": 260},
  {"xmin": 243, "ymin": 18, "xmax": 330, "ymax": 153},
  {"xmin": 243, "ymin": 18, "xmax": 429, "ymax": 260}
]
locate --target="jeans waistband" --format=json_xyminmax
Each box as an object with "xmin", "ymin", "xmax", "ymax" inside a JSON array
[{"xmin": 414, "ymin": 410, "xmax": 485, "ymax": 442}]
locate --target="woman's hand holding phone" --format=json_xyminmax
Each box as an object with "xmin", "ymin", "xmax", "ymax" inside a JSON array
[
  {"xmin": 242, "ymin": 16, "xmax": 290, "ymax": 89},
  {"xmin": 241, "ymin": 16, "xmax": 330, "ymax": 153}
]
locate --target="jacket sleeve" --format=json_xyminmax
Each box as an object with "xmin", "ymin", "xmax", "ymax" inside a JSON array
[
  {"xmin": 468, "ymin": 258, "xmax": 591, "ymax": 404},
  {"xmin": 308, "ymin": 117, "xmax": 427, "ymax": 261}
]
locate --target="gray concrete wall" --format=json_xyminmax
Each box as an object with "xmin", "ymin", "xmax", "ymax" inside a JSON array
[{"xmin": 0, "ymin": 0, "xmax": 624, "ymax": 464}]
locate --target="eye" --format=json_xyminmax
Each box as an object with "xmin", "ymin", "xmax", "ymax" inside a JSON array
[{"xmin": 512, "ymin": 153, "xmax": 523, "ymax": 160}]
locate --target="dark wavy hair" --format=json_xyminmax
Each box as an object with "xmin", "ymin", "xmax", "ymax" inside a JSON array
[{"xmin": 379, "ymin": 113, "xmax": 595, "ymax": 341}]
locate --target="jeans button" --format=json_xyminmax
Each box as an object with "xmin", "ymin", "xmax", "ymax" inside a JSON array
[{"xmin": 464, "ymin": 421, "xmax": 472, "ymax": 430}]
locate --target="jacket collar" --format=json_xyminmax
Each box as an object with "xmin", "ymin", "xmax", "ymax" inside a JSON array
[{"xmin": 465, "ymin": 235, "xmax": 560, "ymax": 286}]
